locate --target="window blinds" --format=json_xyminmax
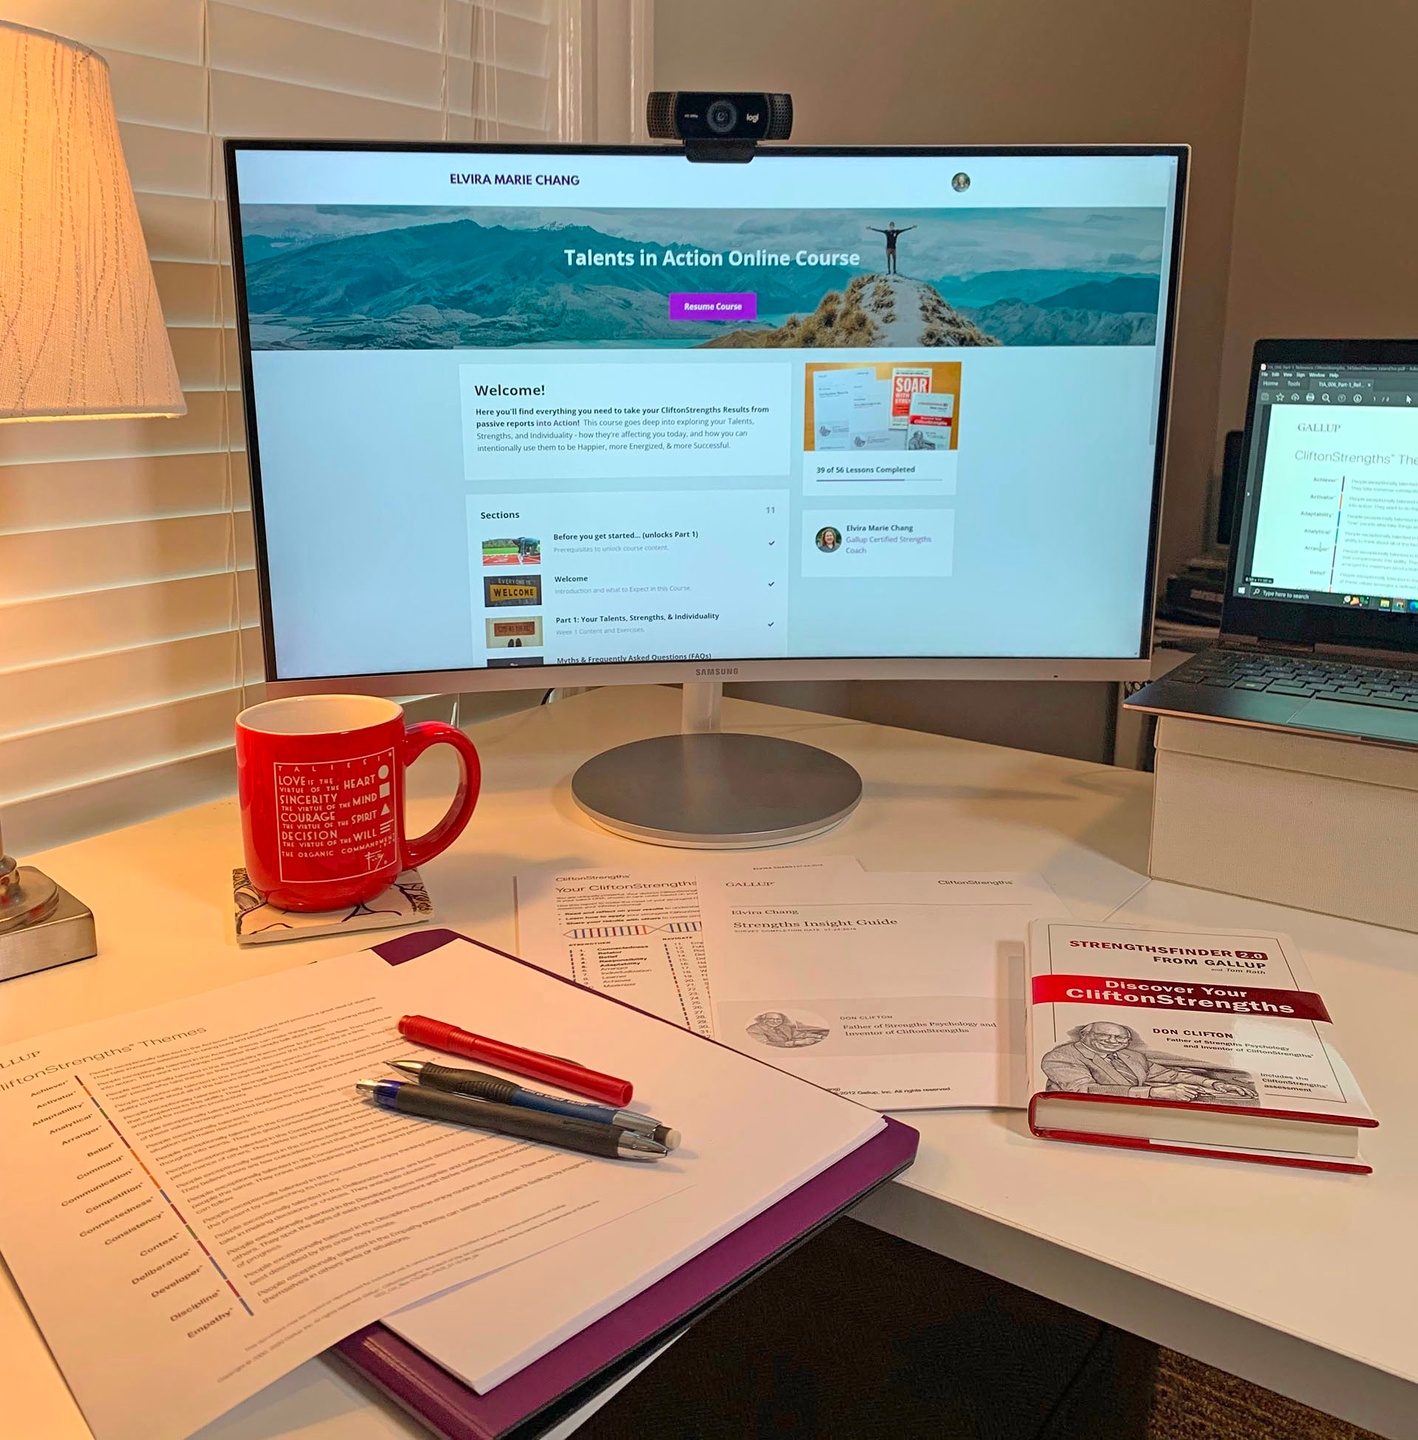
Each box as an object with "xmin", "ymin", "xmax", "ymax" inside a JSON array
[{"xmin": 0, "ymin": 0, "xmax": 562, "ymax": 852}]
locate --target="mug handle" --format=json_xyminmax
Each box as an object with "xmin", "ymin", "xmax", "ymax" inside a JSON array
[{"xmin": 399, "ymin": 721, "xmax": 483, "ymax": 871}]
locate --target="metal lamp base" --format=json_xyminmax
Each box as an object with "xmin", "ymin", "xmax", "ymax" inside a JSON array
[
  {"xmin": 571, "ymin": 731, "xmax": 863, "ymax": 849},
  {"xmin": 0, "ymin": 875, "xmax": 97, "ymax": 982}
]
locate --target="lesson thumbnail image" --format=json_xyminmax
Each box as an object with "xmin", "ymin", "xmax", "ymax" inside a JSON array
[
  {"xmin": 483, "ymin": 575, "xmax": 543, "ymax": 608},
  {"xmin": 485, "ymin": 616, "xmax": 544, "ymax": 649},
  {"xmin": 804, "ymin": 360, "xmax": 961, "ymax": 453},
  {"xmin": 482, "ymin": 535, "xmax": 541, "ymax": 566}
]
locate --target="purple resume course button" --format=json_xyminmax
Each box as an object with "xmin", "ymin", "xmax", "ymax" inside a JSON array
[{"xmin": 669, "ymin": 291, "xmax": 757, "ymax": 322}]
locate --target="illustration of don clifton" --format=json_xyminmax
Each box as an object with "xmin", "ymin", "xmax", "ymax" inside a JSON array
[
  {"xmin": 1042, "ymin": 1021, "xmax": 1258, "ymax": 1101},
  {"xmin": 746, "ymin": 1011, "xmax": 831, "ymax": 1049}
]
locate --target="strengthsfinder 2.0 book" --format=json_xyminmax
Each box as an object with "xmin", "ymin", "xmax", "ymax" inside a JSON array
[{"xmin": 1026, "ymin": 920, "xmax": 1375, "ymax": 1173}]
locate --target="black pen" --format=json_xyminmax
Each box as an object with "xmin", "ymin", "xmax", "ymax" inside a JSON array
[
  {"xmin": 387, "ymin": 1059, "xmax": 681, "ymax": 1149},
  {"xmin": 356, "ymin": 1079, "xmax": 668, "ymax": 1161}
]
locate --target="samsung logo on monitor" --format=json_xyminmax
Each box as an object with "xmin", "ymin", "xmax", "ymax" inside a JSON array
[
  {"xmin": 449, "ymin": 172, "xmax": 580, "ymax": 187},
  {"xmin": 696, "ymin": 666, "xmax": 740, "ymax": 677}
]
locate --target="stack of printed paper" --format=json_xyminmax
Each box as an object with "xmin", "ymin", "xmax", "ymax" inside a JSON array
[{"xmin": 516, "ymin": 860, "xmax": 1067, "ymax": 1110}]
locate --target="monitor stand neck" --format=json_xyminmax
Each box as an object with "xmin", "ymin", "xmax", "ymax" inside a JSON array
[
  {"xmin": 568, "ymin": 682, "xmax": 862, "ymax": 849},
  {"xmin": 681, "ymin": 680, "xmax": 722, "ymax": 735}
]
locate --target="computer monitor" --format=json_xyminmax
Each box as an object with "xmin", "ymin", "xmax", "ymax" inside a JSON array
[
  {"xmin": 226, "ymin": 141, "xmax": 1186, "ymax": 844},
  {"xmin": 1228, "ymin": 341, "xmax": 1418, "ymax": 635}
]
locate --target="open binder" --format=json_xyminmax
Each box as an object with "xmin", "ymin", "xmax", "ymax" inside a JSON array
[{"xmin": 328, "ymin": 928, "xmax": 918, "ymax": 1440}]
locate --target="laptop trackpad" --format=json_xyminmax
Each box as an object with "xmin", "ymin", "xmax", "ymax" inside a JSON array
[{"xmin": 1291, "ymin": 699, "xmax": 1418, "ymax": 745}]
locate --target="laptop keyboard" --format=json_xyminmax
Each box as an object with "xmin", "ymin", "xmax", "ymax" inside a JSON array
[{"xmin": 1175, "ymin": 650, "xmax": 1418, "ymax": 711}]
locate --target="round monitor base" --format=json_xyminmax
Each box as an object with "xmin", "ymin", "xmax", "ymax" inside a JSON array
[{"xmin": 571, "ymin": 732, "xmax": 863, "ymax": 849}]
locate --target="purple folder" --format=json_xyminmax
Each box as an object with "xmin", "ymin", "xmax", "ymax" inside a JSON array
[{"xmin": 328, "ymin": 928, "xmax": 919, "ymax": 1440}]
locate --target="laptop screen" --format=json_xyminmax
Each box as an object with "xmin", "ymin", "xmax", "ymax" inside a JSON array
[{"xmin": 1230, "ymin": 361, "xmax": 1418, "ymax": 617}]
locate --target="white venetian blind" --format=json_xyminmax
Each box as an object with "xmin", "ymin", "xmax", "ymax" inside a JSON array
[{"xmin": 0, "ymin": 0, "xmax": 563, "ymax": 852}]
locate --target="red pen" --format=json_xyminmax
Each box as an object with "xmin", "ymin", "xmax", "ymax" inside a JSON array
[{"xmin": 398, "ymin": 1014, "xmax": 634, "ymax": 1107}]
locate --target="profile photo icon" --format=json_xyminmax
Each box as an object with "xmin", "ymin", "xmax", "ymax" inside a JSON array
[
  {"xmin": 815, "ymin": 525, "xmax": 843, "ymax": 553},
  {"xmin": 952, "ymin": 171, "xmax": 971, "ymax": 193}
]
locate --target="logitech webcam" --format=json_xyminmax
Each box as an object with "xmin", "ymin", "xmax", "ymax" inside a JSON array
[{"xmin": 646, "ymin": 92, "xmax": 792, "ymax": 161}]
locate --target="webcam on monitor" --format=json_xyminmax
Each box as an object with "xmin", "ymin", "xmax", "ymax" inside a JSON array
[{"xmin": 646, "ymin": 91, "xmax": 792, "ymax": 161}]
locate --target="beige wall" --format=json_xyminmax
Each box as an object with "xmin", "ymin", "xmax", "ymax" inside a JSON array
[
  {"xmin": 655, "ymin": 2, "xmax": 1418, "ymax": 760},
  {"xmin": 1216, "ymin": 0, "xmax": 1418, "ymax": 445},
  {"xmin": 654, "ymin": 0, "xmax": 1254, "ymax": 578},
  {"xmin": 654, "ymin": 0, "xmax": 1254, "ymax": 762}
]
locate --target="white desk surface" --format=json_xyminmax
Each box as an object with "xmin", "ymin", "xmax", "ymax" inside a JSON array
[{"xmin": 1, "ymin": 686, "xmax": 1414, "ymax": 1440}]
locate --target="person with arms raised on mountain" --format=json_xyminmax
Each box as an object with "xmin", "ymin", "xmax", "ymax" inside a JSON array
[{"xmin": 867, "ymin": 221, "xmax": 916, "ymax": 276}]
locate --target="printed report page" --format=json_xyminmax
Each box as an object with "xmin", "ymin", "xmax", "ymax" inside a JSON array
[{"xmin": 233, "ymin": 150, "xmax": 1178, "ymax": 678}]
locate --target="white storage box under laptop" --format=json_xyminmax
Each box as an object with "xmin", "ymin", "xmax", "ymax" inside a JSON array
[{"xmin": 1150, "ymin": 716, "xmax": 1418, "ymax": 933}]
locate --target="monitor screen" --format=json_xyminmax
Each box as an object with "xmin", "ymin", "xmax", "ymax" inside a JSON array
[
  {"xmin": 227, "ymin": 145, "xmax": 1184, "ymax": 686},
  {"xmin": 1231, "ymin": 359, "xmax": 1418, "ymax": 616}
]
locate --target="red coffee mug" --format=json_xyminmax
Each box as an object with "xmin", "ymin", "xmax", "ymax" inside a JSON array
[{"xmin": 236, "ymin": 694, "xmax": 481, "ymax": 912}]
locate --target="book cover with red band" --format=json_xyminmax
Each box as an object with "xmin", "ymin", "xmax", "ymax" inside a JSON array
[
  {"xmin": 1030, "ymin": 974, "xmax": 1333, "ymax": 1024},
  {"xmin": 1025, "ymin": 919, "xmax": 1374, "ymax": 1173}
]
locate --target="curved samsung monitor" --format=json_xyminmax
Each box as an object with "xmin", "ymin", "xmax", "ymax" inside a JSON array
[{"xmin": 225, "ymin": 142, "xmax": 1187, "ymax": 698}]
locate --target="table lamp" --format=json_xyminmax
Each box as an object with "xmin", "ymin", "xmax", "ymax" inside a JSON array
[{"xmin": 0, "ymin": 21, "xmax": 186, "ymax": 979}]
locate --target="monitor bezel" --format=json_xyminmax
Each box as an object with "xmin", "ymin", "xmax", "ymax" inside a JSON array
[
  {"xmin": 1222, "ymin": 336, "xmax": 1418, "ymax": 653},
  {"xmin": 224, "ymin": 140, "xmax": 1188, "ymax": 696}
]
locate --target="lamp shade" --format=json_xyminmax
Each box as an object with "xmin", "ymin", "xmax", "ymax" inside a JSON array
[{"xmin": 0, "ymin": 21, "xmax": 185, "ymax": 421}]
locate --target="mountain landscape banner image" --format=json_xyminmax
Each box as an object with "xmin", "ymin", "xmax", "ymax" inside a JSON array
[{"xmin": 238, "ymin": 204, "xmax": 1168, "ymax": 350}]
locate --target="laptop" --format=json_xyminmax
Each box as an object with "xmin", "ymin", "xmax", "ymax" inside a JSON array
[{"xmin": 1127, "ymin": 338, "xmax": 1418, "ymax": 746}]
